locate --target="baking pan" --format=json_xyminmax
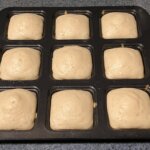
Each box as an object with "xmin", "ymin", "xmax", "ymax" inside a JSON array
[{"xmin": 0, "ymin": 6, "xmax": 149, "ymax": 142}]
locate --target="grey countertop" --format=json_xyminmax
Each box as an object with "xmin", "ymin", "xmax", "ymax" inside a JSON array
[
  {"xmin": 0, "ymin": 0, "xmax": 150, "ymax": 13},
  {"xmin": 0, "ymin": 0, "xmax": 150, "ymax": 149}
]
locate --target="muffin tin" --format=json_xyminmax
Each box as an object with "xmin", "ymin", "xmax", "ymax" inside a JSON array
[{"xmin": 0, "ymin": 6, "xmax": 149, "ymax": 141}]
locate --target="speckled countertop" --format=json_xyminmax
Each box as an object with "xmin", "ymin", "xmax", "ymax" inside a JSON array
[{"xmin": 0, "ymin": 0, "xmax": 150, "ymax": 149}]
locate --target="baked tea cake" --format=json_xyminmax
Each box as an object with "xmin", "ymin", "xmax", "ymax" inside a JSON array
[
  {"xmin": 52, "ymin": 45, "xmax": 92, "ymax": 80},
  {"xmin": 50, "ymin": 90, "xmax": 94, "ymax": 130},
  {"xmin": 0, "ymin": 89, "xmax": 37, "ymax": 130},
  {"xmin": 104, "ymin": 47, "xmax": 144, "ymax": 79},
  {"xmin": 8, "ymin": 13, "xmax": 44, "ymax": 40},
  {"xmin": 0, "ymin": 47, "xmax": 41, "ymax": 80},
  {"xmin": 55, "ymin": 13, "xmax": 90, "ymax": 39},
  {"xmin": 107, "ymin": 88, "xmax": 150, "ymax": 129},
  {"xmin": 101, "ymin": 12, "xmax": 138, "ymax": 39}
]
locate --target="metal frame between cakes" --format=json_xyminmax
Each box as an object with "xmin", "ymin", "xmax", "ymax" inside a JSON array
[{"xmin": 0, "ymin": 6, "xmax": 149, "ymax": 141}]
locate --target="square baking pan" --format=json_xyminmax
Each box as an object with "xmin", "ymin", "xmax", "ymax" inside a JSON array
[{"xmin": 0, "ymin": 6, "xmax": 149, "ymax": 142}]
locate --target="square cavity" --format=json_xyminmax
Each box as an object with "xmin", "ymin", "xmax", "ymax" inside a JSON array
[
  {"xmin": 50, "ymin": 89, "xmax": 94, "ymax": 130},
  {"xmin": 7, "ymin": 13, "xmax": 44, "ymax": 40},
  {"xmin": 55, "ymin": 13, "xmax": 90, "ymax": 40},
  {"xmin": 104, "ymin": 47, "xmax": 144, "ymax": 79},
  {"xmin": 0, "ymin": 47, "xmax": 41, "ymax": 80},
  {"xmin": 52, "ymin": 45, "xmax": 92, "ymax": 80},
  {"xmin": 107, "ymin": 88, "xmax": 150, "ymax": 129},
  {"xmin": 0, "ymin": 88, "xmax": 37, "ymax": 130},
  {"xmin": 101, "ymin": 12, "xmax": 138, "ymax": 39}
]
